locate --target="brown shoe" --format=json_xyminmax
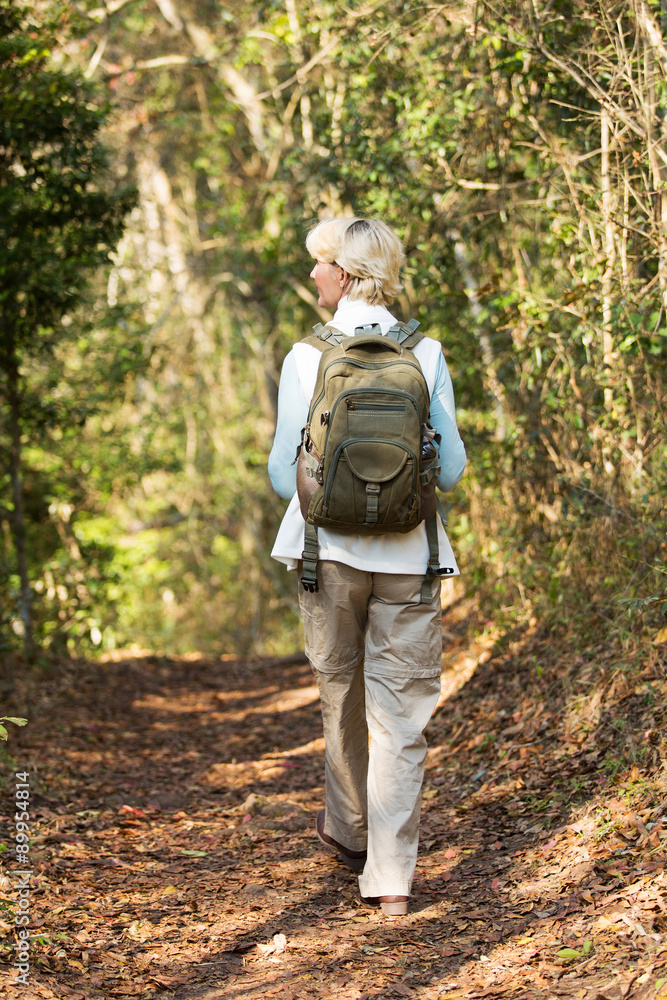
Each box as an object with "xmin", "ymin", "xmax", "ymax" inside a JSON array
[
  {"xmin": 360, "ymin": 894, "xmax": 410, "ymax": 916},
  {"xmin": 315, "ymin": 810, "xmax": 367, "ymax": 872}
]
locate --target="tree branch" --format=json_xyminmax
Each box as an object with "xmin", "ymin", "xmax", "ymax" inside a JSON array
[
  {"xmin": 151, "ymin": 0, "xmax": 268, "ymax": 153},
  {"xmin": 289, "ymin": 281, "xmax": 331, "ymax": 323},
  {"xmin": 255, "ymin": 35, "xmax": 341, "ymax": 101},
  {"xmin": 83, "ymin": 0, "xmax": 136, "ymax": 21},
  {"xmin": 633, "ymin": 0, "xmax": 667, "ymax": 77},
  {"xmin": 437, "ymin": 155, "xmax": 528, "ymax": 190},
  {"xmin": 477, "ymin": 3, "xmax": 667, "ymax": 168}
]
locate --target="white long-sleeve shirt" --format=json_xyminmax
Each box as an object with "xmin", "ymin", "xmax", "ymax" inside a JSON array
[{"xmin": 268, "ymin": 297, "xmax": 467, "ymax": 574}]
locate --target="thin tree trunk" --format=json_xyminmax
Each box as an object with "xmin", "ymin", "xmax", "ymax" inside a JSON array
[
  {"xmin": 450, "ymin": 229, "xmax": 508, "ymax": 440},
  {"xmin": 600, "ymin": 107, "xmax": 615, "ymax": 417},
  {"xmin": 7, "ymin": 361, "xmax": 34, "ymax": 655},
  {"xmin": 637, "ymin": 0, "xmax": 667, "ymax": 310}
]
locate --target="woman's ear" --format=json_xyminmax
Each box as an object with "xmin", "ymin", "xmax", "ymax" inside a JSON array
[{"xmin": 339, "ymin": 267, "xmax": 349, "ymax": 289}]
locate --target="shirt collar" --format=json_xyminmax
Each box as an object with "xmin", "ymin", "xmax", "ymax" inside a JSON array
[{"xmin": 330, "ymin": 296, "xmax": 398, "ymax": 336}]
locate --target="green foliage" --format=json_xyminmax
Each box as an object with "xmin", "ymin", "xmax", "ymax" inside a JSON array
[
  {"xmin": 0, "ymin": 0, "xmax": 665, "ymax": 655},
  {"xmin": 0, "ymin": 3, "xmax": 134, "ymax": 350},
  {"xmin": 0, "ymin": 0, "xmax": 136, "ymax": 649},
  {"xmin": 0, "ymin": 716, "xmax": 28, "ymax": 741}
]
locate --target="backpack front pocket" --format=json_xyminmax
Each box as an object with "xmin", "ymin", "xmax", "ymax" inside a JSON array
[{"xmin": 318, "ymin": 438, "xmax": 419, "ymax": 531}]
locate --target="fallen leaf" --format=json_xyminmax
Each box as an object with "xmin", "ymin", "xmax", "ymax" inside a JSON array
[{"xmin": 557, "ymin": 948, "xmax": 582, "ymax": 960}]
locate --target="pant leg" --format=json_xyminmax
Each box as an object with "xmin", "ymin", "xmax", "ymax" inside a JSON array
[
  {"xmin": 298, "ymin": 561, "xmax": 372, "ymax": 852},
  {"xmin": 358, "ymin": 573, "xmax": 442, "ymax": 899}
]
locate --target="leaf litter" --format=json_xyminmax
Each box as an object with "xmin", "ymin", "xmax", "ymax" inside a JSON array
[{"xmin": 0, "ymin": 605, "xmax": 666, "ymax": 999}]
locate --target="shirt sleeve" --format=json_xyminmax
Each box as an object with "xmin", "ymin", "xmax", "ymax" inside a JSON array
[
  {"xmin": 268, "ymin": 350, "xmax": 310, "ymax": 499},
  {"xmin": 429, "ymin": 352, "xmax": 467, "ymax": 492}
]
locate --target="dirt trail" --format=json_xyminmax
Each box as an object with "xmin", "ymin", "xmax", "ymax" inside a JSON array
[{"xmin": 1, "ymin": 612, "xmax": 666, "ymax": 999}]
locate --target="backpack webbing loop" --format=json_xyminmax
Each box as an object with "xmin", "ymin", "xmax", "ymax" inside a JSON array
[
  {"xmin": 365, "ymin": 483, "xmax": 381, "ymax": 525},
  {"xmin": 420, "ymin": 515, "xmax": 441, "ymax": 603},
  {"xmin": 420, "ymin": 574, "xmax": 435, "ymax": 604},
  {"xmin": 301, "ymin": 523, "xmax": 319, "ymax": 592}
]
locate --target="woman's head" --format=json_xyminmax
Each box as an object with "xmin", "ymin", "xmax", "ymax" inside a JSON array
[{"xmin": 306, "ymin": 218, "xmax": 405, "ymax": 307}]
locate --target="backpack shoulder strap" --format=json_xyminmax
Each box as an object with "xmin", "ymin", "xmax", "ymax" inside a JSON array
[
  {"xmin": 300, "ymin": 322, "xmax": 346, "ymax": 352},
  {"xmin": 301, "ymin": 318, "xmax": 424, "ymax": 351},
  {"xmin": 385, "ymin": 318, "xmax": 424, "ymax": 351}
]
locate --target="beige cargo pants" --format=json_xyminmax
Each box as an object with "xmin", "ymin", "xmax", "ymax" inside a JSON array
[{"xmin": 298, "ymin": 560, "xmax": 442, "ymax": 899}]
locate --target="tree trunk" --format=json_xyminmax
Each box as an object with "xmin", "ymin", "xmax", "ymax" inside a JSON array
[
  {"xmin": 7, "ymin": 360, "xmax": 34, "ymax": 656},
  {"xmin": 449, "ymin": 229, "xmax": 509, "ymax": 441},
  {"xmin": 600, "ymin": 107, "xmax": 615, "ymax": 417},
  {"xmin": 636, "ymin": 0, "xmax": 667, "ymax": 310}
]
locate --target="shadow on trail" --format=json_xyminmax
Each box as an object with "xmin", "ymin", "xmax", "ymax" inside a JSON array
[
  {"xmin": 2, "ymin": 614, "xmax": 663, "ymax": 999},
  {"xmin": 7, "ymin": 653, "xmax": 324, "ymax": 812}
]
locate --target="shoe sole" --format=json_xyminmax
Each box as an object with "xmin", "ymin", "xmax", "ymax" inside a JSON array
[
  {"xmin": 360, "ymin": 895, "xmax": 410, "ymax": 916},
  {"xmin": 380, "ymin": 899, "xmax": 409, "ymax": 916},
  {"xmin": 315, "ymin": 811, "xmax": 366, "ymax": 872}
]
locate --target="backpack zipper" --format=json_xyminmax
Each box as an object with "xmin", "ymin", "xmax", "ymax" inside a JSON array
[
  {"xmin": 347, "ymin": 402, "xmax": 405, "ymax": 411},
  {"xmin": 320, "ymin": 388, "xmax": 422, "ymax": 472},
  {"xmin": 308, "ymin": 355, "xmax": 426, "ymax": 417},
  {"xmin": 329, "ymin": 387, "xmax": 422, "ymax": 427}
]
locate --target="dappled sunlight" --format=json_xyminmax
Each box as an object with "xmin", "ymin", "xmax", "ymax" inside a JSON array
[
  {"xmin": 3, "ymin": 620, "xmax": 665, "ymax": 999},
  {"xmin": 1, "ymin": 0, "xmax": 666, "ymax": 997},
  {"xmin": 132, "ymin": 682, "xmax": 321, "ymax": 721},
  {"xmin": 438, "ymin": 624, "xmax": 502, "ymax": 708}
]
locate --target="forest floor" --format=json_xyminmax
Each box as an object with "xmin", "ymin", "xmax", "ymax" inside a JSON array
[{"xmin": 1, "ymin": 599, "xmax": 666, "ymax": 1000}]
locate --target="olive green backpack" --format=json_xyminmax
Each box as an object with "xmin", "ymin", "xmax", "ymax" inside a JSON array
[{"xmin": 295, "ymin": 319, "xmax": 447, "ymax": 599}]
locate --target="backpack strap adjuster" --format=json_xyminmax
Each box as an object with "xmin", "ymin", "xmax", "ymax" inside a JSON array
[
  {"xmin": 316, "ymin": 324, "xmax": 345, "ymax": 345},
  {"xmin": 387, "ymin": 318, "xmax": 420, "ymax": 345},
  {"xmin": 301, "ymin": 523, "xmax": 319, "ymax": 593}
]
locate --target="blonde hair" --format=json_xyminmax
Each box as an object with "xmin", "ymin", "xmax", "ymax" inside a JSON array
[{"xmin": 305, "ymin": 218, "xmax": 405, "ymax": 306}]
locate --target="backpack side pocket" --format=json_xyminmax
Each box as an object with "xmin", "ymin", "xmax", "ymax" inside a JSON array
[{"xmin": 296, "ymin": 430, "xmax": 322, "ymax": 521}]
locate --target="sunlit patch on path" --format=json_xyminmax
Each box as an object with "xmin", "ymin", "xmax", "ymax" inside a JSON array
[{"xmin": 1, "ymin": 625, "xmax": 665, "ymax": 999}]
